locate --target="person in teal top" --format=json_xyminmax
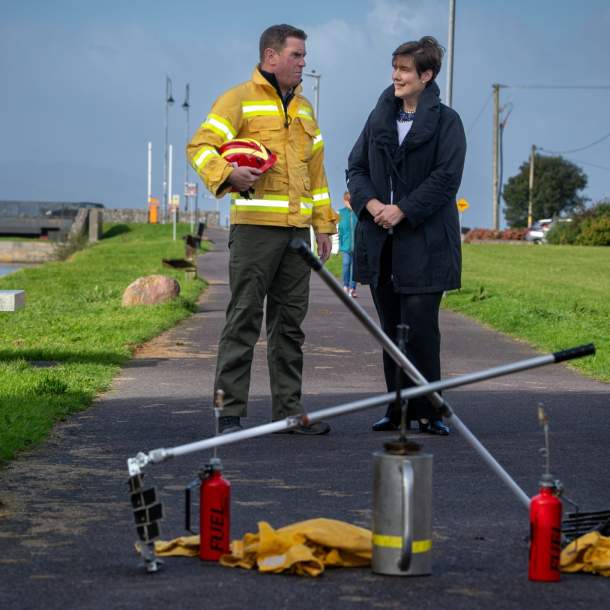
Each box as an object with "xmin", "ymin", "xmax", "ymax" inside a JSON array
[{"xmin": 338, "ymin": 191, "xmax": 358, "ymax": 297}]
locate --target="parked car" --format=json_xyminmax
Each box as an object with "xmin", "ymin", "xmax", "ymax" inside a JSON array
[{"xmin": 525, "ymin": 218, "xmax": 553, "ymax": 243}]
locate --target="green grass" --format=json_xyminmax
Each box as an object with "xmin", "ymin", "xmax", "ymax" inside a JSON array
[
  {"xmin": 0, "ymin": 223, "xmax": 207, "ymax": 462},
  {"xmin": 326, "ymin": 244, "xmax": 610, "ymax": 381}
]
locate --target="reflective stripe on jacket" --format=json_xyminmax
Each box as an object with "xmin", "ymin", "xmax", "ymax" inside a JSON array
[{"xmin": 187, "ymin": 67, "xmax": 337, "ymax": 234}]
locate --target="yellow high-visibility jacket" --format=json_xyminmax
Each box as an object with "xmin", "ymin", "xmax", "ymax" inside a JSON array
[{"xmin": 187, "ymin": 67, "xmax": 337, "ymax": 234}]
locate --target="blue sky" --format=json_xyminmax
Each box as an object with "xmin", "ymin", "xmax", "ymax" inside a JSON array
[{"xmin": 1, "ymin": 0, "xmax": 609, "ymax": 228}]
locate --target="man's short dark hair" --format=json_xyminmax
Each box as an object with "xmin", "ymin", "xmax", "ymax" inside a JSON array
[
  {"xmin": 259, "ymin": 24, "xmax": 307, "ymax": 61},
  {"xmin": 392, "ymin": 36, "xmax": 444, "ymax": 81}
]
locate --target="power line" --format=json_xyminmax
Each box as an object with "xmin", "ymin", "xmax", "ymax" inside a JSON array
[
  {"xmin": 506, "ymin": 85, "xmax": 610, "ymax": 90},
  {"xmin": 467, "ymin": 92, "xmax": 492, "ymax": 135},
  {"xmin": 568, "ymin": 158, "xmax": 610, "ymax": 172},
  {"xmin": 540, "ymin": 132, "xmax": 610, "ymax": 155},
  {"xmin": 538, "ymin": 150, "xmax": 610, "ymax": 173}
]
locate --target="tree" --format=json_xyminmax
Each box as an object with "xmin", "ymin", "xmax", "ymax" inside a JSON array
[{"xmin": 502, "ymin": 155, "xmax": 587, "ymax": 228}]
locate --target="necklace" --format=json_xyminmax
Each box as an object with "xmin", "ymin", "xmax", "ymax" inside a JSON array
[{"xmin": 397, "ymin": 108, "xmax": 416, "ymax": 122}]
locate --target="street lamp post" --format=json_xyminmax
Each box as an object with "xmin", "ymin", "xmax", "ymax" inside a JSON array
[
  {"xmin": 303, "ymin": 70, "xmax": 321, "ymax": 250},
  {"xmin": 304, "ymin": 70, "xmax": 321, "ymax": 118},
  {"xmin": 163, "ymin": 76, "xmax": 175, "ymax": 224},
  {"xmin": 182, "ymin": 84, "xmax": 192, "ymax": 231},
  {"xmin": 446, "ymin": 0, "xmax": 456, "ymax": 107}
]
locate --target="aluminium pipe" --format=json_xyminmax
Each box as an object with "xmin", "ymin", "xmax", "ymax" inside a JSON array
[
  {"xmin": 127, "ymin": 342, "xmax": 595, "ymax": 511},
  {"xmin": 289, "ymin": 239, "xmax": 595, "ymax": 509}
]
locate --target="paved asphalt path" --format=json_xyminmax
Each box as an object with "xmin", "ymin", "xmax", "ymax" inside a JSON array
[{"xmin": 1, "ymin": 228, "xmax": 608, "ymax": 610}]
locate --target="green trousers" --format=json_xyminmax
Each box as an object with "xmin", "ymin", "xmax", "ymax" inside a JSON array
[{"xmin": 215, "ymin": 225, "xmax": 311, "ymax": 419}]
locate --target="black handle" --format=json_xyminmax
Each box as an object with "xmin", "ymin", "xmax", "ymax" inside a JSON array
[
  {"xmin": 553, "ymin": 343, "xmax": 595, "ymax": 363},
  {"xmin": 395, "ymin": 325, "xmax": 410, "ymax": 422},
  {"xmin": 184, "ymin": 479, "xmax": 199, "ymax": 534},
  {"xmin": 290, "ymin": 238, "xmax": 322, "ymax": 271}
]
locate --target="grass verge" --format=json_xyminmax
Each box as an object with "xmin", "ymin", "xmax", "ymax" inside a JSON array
[
  {"xmin": 326, "ymin": 244, "xmax": 609, "ymax": 382},
  {"xmin": 0, "ymin": 223, "xmax": 207, "ymax": 462}
]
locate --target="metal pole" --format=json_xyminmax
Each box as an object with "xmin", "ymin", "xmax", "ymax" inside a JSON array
[
  {"xmin": 290, "ymin": 241, "xmax": 596, "ymax": 508},
  {"xmin": 492, "ymin": 83, "xmax": 500, "ymax": 230},
  {"xmin": 446, "ymin": 0, "xmax": 456, "ymax": 107},
  {"xmin": 147, "ymin": 142, "xmax": 152, "ymax": 208},
  {"xmin": 304, "ymin": 70, "xmax": 320, "ymax": 118},
  {"xmin": 163, "ymin": 77, "xmax": 174, "ymax": 224},
  {"xmin": 182, "ymin": 84, "xmax": 192, "ymax": 233},
  {"xmin": 303, "ymin": 70, "xmax": 321, "ymax": 251},
  {"xmin": 169, "ymin": 144, "xmax": 176, "ymax": 241},
  {"xmin": 528, "ymin": 144, "xmax": 536, "ymax": 228},
  {"xmin": 127, "ymin": 343, "xmax": 594, "ymax": 511}
]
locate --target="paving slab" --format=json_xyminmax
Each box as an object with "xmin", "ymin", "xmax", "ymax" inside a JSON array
[{"xmin": 0, "ymin": 227, "xmax": 608, "ymax": 610}]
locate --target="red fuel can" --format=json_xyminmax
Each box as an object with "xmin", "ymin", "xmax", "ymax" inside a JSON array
[
  {"xmin": 529, "ymin": 483, "xmax": 562, "ymax": 582},
  {"xmin": 199, "ymin": 460, "xmax": 231, "ymax": 560},
  {"xmin": 185, "ymin": 457, "xmax": 231, "ymax": 561}
]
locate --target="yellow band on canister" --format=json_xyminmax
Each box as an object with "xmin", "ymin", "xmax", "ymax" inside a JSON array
[{"xmin": 372, "ymin": 535, "xmax": 432, "ymax": 554}]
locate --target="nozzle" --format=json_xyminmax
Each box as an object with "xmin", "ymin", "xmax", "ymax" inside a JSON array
[
  {"xmin": 213, "ymin": 389, "xmax": 225, "ymax": 458},
  {"xmin": 537, "ymin": 403, "xmax": 551, "ymax": 478}
]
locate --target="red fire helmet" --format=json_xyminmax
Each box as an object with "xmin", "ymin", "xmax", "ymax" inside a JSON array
[{"xmin": 218, "ymin": 138, "xmax": 277, "ymax": 174}]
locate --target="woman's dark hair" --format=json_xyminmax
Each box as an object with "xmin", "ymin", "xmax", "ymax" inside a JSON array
[
  {"xmin": 392, "ymin": 36, "xmax": 444, "ymax": 80},
  {"xmin": 259, "ymin": 24, "xmax": 307, "ymax": 61}
]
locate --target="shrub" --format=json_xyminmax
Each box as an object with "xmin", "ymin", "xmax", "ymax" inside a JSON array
[
  {"xmin": 575, "ymin": 215, "xmax": 610, "ymax": 246},
  {"xmin": 463, "ymin": 228, "xmax": 527, "ymax": 242},
  {"xmin": 546, "ymin": 221, "xmax": 579, "ymax": 245},
  {"xmin": 546, "ymin": 200, "xmax": 610, "ymax": 246},
  {"xmin": 502, "ymin": 228, "xmax": 528, "ymax": 241}
]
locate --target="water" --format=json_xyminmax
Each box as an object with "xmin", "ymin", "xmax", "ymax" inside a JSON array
[{"xmin": 0, "ymin": 264, "xmax": 24, "ymax": 277}]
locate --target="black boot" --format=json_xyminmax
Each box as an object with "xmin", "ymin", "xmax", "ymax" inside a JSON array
[
  {"xmin": 372, "ymin": 404, "xmax": 402, "ymax": 431},
  {"xmin": 372, "ymin": 416, "xmax": 399, "ymax": 431},
  {"xmin": 418, "ymin": 418, "xmax": 450, "ymax": 436}
]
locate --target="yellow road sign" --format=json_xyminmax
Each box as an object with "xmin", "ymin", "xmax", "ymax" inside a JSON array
[{"xmin": 457, "ymin": 198, "xmax": 469, "ymax": 212}]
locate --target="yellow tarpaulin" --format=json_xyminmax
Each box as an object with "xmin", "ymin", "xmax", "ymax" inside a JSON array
[
  {"xmin": 149, "ymin": 518, "xmax": 372, "ymax": 577},
  {"xmin": 561, "ymin": 532, "xmax": 610, "ymax": 577}
]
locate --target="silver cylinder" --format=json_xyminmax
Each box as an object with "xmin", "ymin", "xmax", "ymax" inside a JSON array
[{"xmin": 372, "ymin": 450, "xmax": 433, "ymax": 576}]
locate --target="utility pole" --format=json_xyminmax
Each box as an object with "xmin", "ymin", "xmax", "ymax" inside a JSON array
[
  {"xmin": 304, "ymin": 70, "xmax": 322, "ymax": 251},
  {"xmin": 147, "ymin": 142, "xmax": 152, "ymax": 208},
  {"xmin": 446, "ymin": 0, "xmax": 456, "ymax": 107},
  {"xmin": 304, "ymin": 70, "xmax": 321, "ymax": 118},
  {"xmin": 182, "ymin": 84, "xmax": 192, "ymax": 231},
  {"xmin": 169, "ymin": 144, "xmax": 176, "ymax": 240},
  {"xmin": 528, "ymin": 144, "xmax": 536, "ymax": 228},
  {"xmin": 163, "ymin": 77, "xmax": 175, "ymax": 224},
  {"xmin": 492, "ymin": 83, "xmax": 501, "ymax": 230}
]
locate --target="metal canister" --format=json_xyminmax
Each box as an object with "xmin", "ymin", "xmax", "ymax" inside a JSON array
[{"xmin": 372, "ymin": 445, "xmax": 433, "ymax": 576}]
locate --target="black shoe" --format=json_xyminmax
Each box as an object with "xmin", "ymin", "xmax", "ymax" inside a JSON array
[
  {"xmin": 372, "ymin": 416, "xmax": 400, "ymax": 432},
  {"xmin": 274, "ymin": 421, "xmax": 331, "ymax": 435},
  {"xmin": 419, "ymin": 418, "xmax": 450, "ymax": 436},
  {"xmin": 218, "ymin": 416, "xmax": 242, "ymax": 434}
]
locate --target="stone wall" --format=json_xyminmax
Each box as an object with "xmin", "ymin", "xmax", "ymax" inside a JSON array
[
  {"xmin": 0, "ymin": 241, "xmax": 56, "ymax": 263},
  {"xmin": 104, "ymin": 209, "xmax": 220, "ymax": 227}
]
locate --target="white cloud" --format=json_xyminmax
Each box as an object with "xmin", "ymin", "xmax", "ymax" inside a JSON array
[{"xmin": 366, "ymin": 0, "xmax": 442, "ymax": 39}]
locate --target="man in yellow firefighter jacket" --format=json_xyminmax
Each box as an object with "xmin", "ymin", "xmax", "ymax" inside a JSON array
[{"xmin": 187, "ymin": 24, "xmax": 337, "ymax": 435}]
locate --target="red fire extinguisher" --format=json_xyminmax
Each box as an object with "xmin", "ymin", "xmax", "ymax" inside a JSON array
[
  {"xmin": 529, "ymin": 475, "xmax": 562, "ymax": 582},
  {"xmin": 185, "ymin": 457, "xmax": 231, "ymax": 560}
]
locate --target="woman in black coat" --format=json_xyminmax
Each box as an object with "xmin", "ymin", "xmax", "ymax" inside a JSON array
[{"xmin": 347, "ymin": 36, "xmax": 466, "ymax": 435}]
